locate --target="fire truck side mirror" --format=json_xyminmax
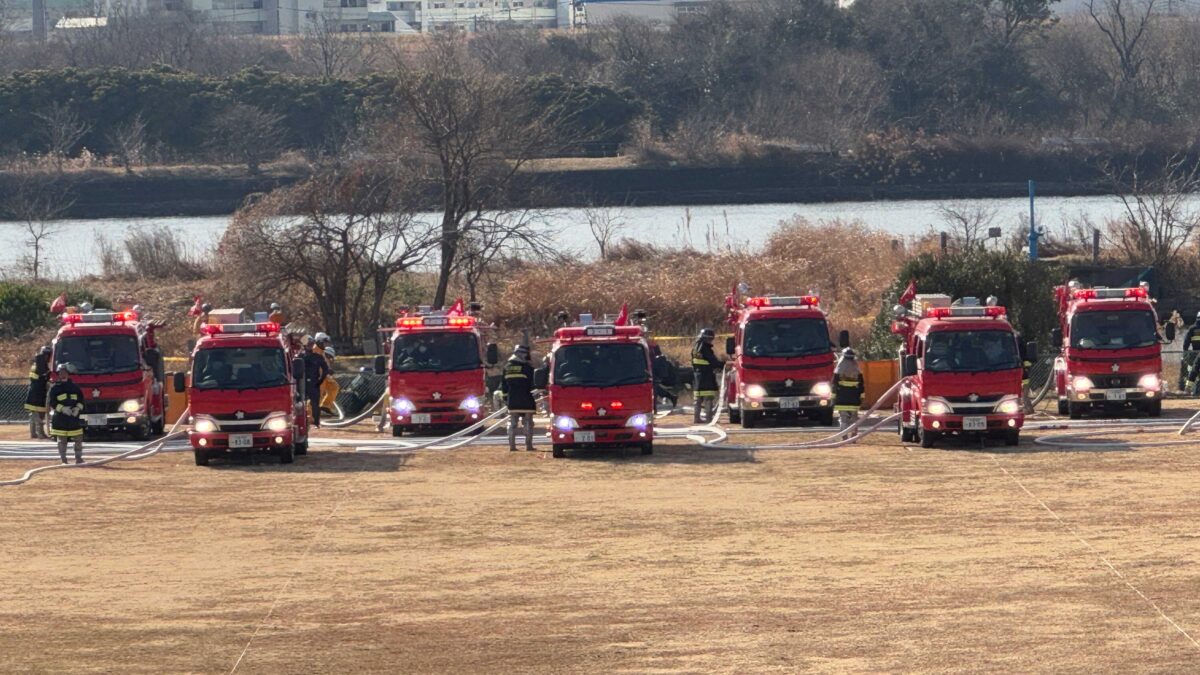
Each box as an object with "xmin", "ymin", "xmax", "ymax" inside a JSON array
[
  {"xmin": 1025, "ymin": 342, "xmax": 1038, "ymax": 362},
  {"xmin": 724, "ymin": 336, "xmax": 735, "ymax": 356},
  {"xmin": 374, "ymin": 354, "xmax": 387, "ymax": 375},
  {"xmin": 485, "ymin": 343, "xmax": 499, "ymax": 366},
  {"xmin": 533, "ymin": 367, "xmax": 550, "ymax": 389},
  {"xmin": 144, "ymin": 348, "xmax": 164, "ymax": 382},
  {"xmin": 901, "ymin": 354, "xmax": 918, "ymax": 378},
  {"xmin": 1164, "ymin": 322, "xmax": 1177, "ymax": 343},
  {"xmin": 292, "ymin": 357, "xmax": 306, "ymax": 382},
  {"xmin": 1051, "ymin": 328, "xmax": 1063, "ymax": 347},
  {"xmin": 172, "ymin": 371, "xmax": 186, "ymax": 394},
  {"xmin": 837, "ymin": 330, "xmax": 850, "ymax": 349}
]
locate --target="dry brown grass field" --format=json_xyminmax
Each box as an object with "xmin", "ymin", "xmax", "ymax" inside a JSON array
[{"xmin": 3, "ymin": 403, "xmax": 1200, "ymax": 673}]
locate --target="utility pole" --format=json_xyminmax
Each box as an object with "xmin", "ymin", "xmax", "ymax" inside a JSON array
[{"xmin": 1028, "ymin": 180, "xmax": 1040, "ymax": 262}]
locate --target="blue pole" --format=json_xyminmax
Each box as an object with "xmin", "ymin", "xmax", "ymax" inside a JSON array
[{"xmin": 1028, "ymin": 179, "xmax": 1039, "ymax": 261}]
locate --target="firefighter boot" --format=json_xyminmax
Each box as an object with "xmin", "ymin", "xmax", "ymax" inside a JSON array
[
  {"xmin": 57, "ymin": 438, "xmax": 68, "ymax": 464},
  {"xmin": 74, "ymin": 439, "xmax": 84, "ymax": 464},
  {"xmin": 523, "ymin": 413, "xmax": 534, "ymax": 452},
  {"xmin": 693, "ymin": 397, "xmax": 702, "ymax": 424},
  {"xmin": 507, "ymin": 414, "xmax": 519, "ymax": 452}
]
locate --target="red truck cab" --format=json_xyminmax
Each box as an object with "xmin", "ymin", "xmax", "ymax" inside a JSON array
[
  {"xmin": 51, "ymin": 307, "xmax": 167, "ymax": 440},
  {"xmin": 722, "ymin": 294, "xmax": 844, "ymax": 428},
  {"xmin": 893, "ymin": 295, "xmax": 1033, "ymax": 448},
  {"xmin": 374, "ymin": 310, "xmax": 498, "ymax": 436},
  {"xmin": 1052, "ymin": 282, "xmax": 1172, "ymax": 418},
  {"xmin": 175, "ymin": 310, "xmax": 309, "ymax": 466},
  {"xmin": 534, "ymin": 322, "xmax": 655, "ymax": 458}
]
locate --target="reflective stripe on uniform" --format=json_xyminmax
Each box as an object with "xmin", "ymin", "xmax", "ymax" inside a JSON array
[
  {"xmin": 695, "ymin": 390, "xmax": 717, "ymax": 397},
  {"xmin": 692, "ymin": 359, "xmax": 710, "ymax": 366},
  {"xmin": 834, "ymin": 405, "xmax": 859, "ymax": 412},
  {"xmin": 837, "ymin": 380, "xmax": 859, "ymax": 387},
  {"xmin": 504, "ymin": 373, "xmax": 527, "ymax": 379},
  {"xmin": 51, "ymin": 428, "xmax": 83, "ymax": 438},
  {"xmin": 24, "ymin": 403, "xmax": 48, "ymax": 412}
]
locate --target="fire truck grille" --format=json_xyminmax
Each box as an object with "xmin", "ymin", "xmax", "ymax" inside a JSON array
[
  {"xmin": 576, "ymin": 418, "xmax": 626, "ymax": 428},
  {"xmin": 220, "ymin": 422, "xmax": 263, "ymax": 432},
  {"xmin": 82, "ymin": 401, "xmax": 120, "ymax": 414},
  {"xmin": 415, "ymin": 402, "xmax": 457, "ymax": 411},
  {"xmin": 1099, "ymin": 375, "xmax": 1138, "ymax": 388},
  {"xmin": 214, "ymin": 411, "xmax": 272, "ymax": 421},
  {"xmin": 763, "ymin": 380, "xmax": 815, "ymax": 397},
  {"xmin": 945, "ymin": 394, "xmax": 1004, "ymax": 404}
]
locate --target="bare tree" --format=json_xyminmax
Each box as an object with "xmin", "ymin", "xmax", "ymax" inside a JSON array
[
  {"xmin": 456, "ymin": 210, "xmax": 557, "ymax": 302},
  {"xmin": 583, "ymin": 206, "xmax": 627, "ymax": 260},
  {"xmin": 223, "ymin": 165, "xmax": 438, "ymax": 345},
  {"xmin": 937, "ymin": 203, "xmax": 999, "ymax": 249},
  {"xmin": 34, "ymin": 104, "xmax": 91, "ymax": 174},
  {"xmin": 206, "ymin": 103, "xmax": 286, "ymax": 175},
  {"xmin": 1103, "ymin": 154, "xmax": 1200, "ymax": 273},
  {"xmin": 1087, "ymin": 0, "xmax": 1158, "ymax": 87},
  {"xmin": 386, "ymin": 34, "xmax": 573, "ymax": 308},
  {"xmin": 296, "ymin": 13, "xmax": 378, "ymax": 81},
  {"xmin": 106, "ymin": 113, "xmax": 148, "ymax": 175},
  {"xmin": 1, "ymin": 175, "xmax": 74, "ymax": 281},
  {"xmin": 985, "ymin": 0, "xmax": 1060, "ymax": 46}
]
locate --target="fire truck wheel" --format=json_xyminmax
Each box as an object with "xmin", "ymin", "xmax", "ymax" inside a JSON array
[
  {"xmin": 392, "ymin": 425, "xmax": 403, "ymax": 438},
  {"xmin": 552, "ymin": 445, "xmax": 566, "ymax": 458},
  {"xmin": 1068, "ymin": 402, "xmax": 1085, "ymax": 419},
  {"xmin": 1057, "ymin": 399, "xmax": 1068, "ymax": 416},
  {"xmin": 742, "ymin": 411, "xmax": 761, "ymax": 428},
  {"xmin": 294, "ymin": 440, "xmax": 308, "ymax": 456},
  {"xmin": 194, "ymin": 450, "xmax": 209, "ymax": 466},
  {"xmin": 278, "ymin": 445, "xmax": 295, "ymax": 464},
  {"xmin": 640, "ymin": 442, "xmax": 653, "ymax": 455},
  {"xmin": 1004, "ymin": 430, "xmax": 1020, "ymax": 446},
  {"xmin": 819, "ymin": 409, "xmax": 835, "ymax": 427},
  {"xmin": 1145, "ymin": 400, "xmax": 1162, "ymax": 417},
  {"xmin": 151, "ymin": 416, "xmax": 165, "ymax": 436},
  {"xmin": 131, "ymin": 423, "xmax": 151, "ymax": 442},
  {"xmin": 918, "ymin": 425, "xmax": 938, "ymax": 449},
  {"xmin": 728, "ymin": 407, "xmax": 741, "ymax": 424}
]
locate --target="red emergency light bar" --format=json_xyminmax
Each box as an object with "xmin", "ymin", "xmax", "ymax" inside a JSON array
[
  {"xmin": 201, "ymin": 321, "xmax": 279, "ymax": 335},
  {"xmin": 555, "ymin": 325, "xmax": 645, "ymax": 340},
  {"xmin": 396, "ymin": 316, "xmax": 477, "ymax": 329},
  {"xmin": 61, "ymin": 310, "xmax": 138, "ymax": 324},
  {"xmin": 927, "ymin": 306, "xmax": 1006, "ymax": 319},
  {"xmin": 746, "ymin": 295, "xmax": 820, "ymax": 308},
  {"xmin": 1072, "ymin": 286, "xmax": 1149, "ymax": 300}
]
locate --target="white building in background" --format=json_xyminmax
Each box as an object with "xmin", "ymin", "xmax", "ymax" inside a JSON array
[
  {"xmin": 579, "ymin": 0, "xmax": 712, "ymax": 24},
  {"xmin": 106, "ymin": 0, "xmax": 387, "ymax": 34},
  {"xmin": 368, "ymin": 0, "xmax": 572, "ymax": 32}
]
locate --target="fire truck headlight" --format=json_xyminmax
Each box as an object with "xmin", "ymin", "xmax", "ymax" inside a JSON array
[
  {"xmin": 1138, "ymin": 373, "xmax": 1161, "ymax": 391},
  {"xmin": 745, "ymin": 384, "xmax": 766, "ymax": 400},
  {"xmin": 553, "ymin": 415, "xmax": 578, "ymax": 431},
  {"xmin": 193, "ymin": 416, "xmax": 217, "ymax": 434},
  {"xmin": 120, "ymin": 398, "xmax": 142, "ymax": 413},
  {"xmin": 1072, "ymin": 376, "xmax": 1094, "ymax": 392},
  {"xmin": 264, "ymin": 414, "xmax": 289, "ymax": 432},
  {"xmin": 923, "ymin": 398, "xmax": 952, "ymax": 416},
  {"xmin": 995, "ymin": 396, "xmax": 1021, "ymax": 415},
  {"xmin": 459, "ymin": 396, "xmax": 481, "ymax": 412},
  {"xmin": 810, "ymin": 382, "xmax": 832, "ymax": 398},
  {"xmin": 392, "ymin": 398, "xmax": 414, "ymax": 414},
  {"xmin": 625, "ymin": 413, "xmax": 650, "ymax": 429}
]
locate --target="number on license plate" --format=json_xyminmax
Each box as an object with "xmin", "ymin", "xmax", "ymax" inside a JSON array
[
  {"xmin": 85, "ymin": 414, "xmax": 107, "ymax": 426},
  {"xmin": 411, "ymin": 413, "xmax": 432, "ymax": 425},
  {"xmin": 1105, "ymin": 390, "xmax": 1126, "ymax": 401},
  {"xmin": 229, "ymin": 434, "xmax": 254, "ymax": 448},
  {"xmin": 574, "ymin": 431, "xmax": 596, "ymax": 443},
  {"xmin": 779, "ymin": 397, "xmax": 800, "ymax": 409},
  {"xmin": 963, "ymin": 416, "xmax": 987, "ymax": 431}
]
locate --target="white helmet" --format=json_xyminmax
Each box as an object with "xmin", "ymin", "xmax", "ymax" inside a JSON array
[
  {"xmin": 314, "ymin": 332, "xmax": 330, "ymax": 344},
  {"xmin": 324, "ymin": 346, "xmax": 336, "ymax": 358}
]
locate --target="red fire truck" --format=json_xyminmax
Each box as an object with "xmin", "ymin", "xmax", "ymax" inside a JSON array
[
  {"xmin": 534, "ymin": 321, "xmax": 656, "ymax": 458},
  {"xmin": 374, "ymin": 309, "xmax": 498, "ymax": 436},
  {"xmin": 173, "ymin": 310, "xmax": 310, "ymax": 465},
  {"xmin": 51, "ymin": 307, "xmax": 168, "ymax": 440},
  {"xmin": 1052, "ymin": 282, "xmax": 1173, "ymax": 418},
  {"xmin": 892, "ymin": 295, "xmax": 1034, "ymax": 448},
  {"xmin": 722, "ymin": 294, "xmax": 846, "ymax": 428}
]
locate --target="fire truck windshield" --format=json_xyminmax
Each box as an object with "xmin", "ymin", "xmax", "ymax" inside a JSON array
[
  {"xmin": 55, "ymin": 334, "xmax": 140, "ymax": 374},
  {"xmin": 924, "ymin": 331, "xmax": 1020, "ymax": 373},
  {"xmin": 743, "ymin": 318, "xmax": 831, "ymax": 357},
  {"xmin": 192, "ymin": 347, "xmax": 288, "ymax": 391},
  {"xmin": 1071, "ymin": 310, "xmax": 1158, "ymax": 350},
  {"xmin": 553, "ymin": 343, "xmax": 649, "ymax": 387},
  {"xmin": 391, "ymin": 333, "xmax": 481, "ymax": 372}
]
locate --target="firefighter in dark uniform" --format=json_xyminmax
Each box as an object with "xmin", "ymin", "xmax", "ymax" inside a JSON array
[
  {"xmin": 303, "ymin": 335, "xmax": 331, "ymax": 428},
  {"xmin": 1182, "ymin": 312, "xmax": 1200, "ymax": 393},
  {"xmin": 1018, "ymin": 335, "xmax": 1033, "ymax": 403},
  {"xmin": 48, "ymin": 363, "xmax": 85, "ymax": 464},
  {"xmin": 24, "ymin": 345, "xmax": 52, "ymax": 439},
  {"xmin": 691, "ymin": 328, "xmax": 721, "ymax": 423},
  {"xmin": 833, "ymin": 348, "xmax": 865, "ymax": 440},
  {"xmin": 651, "ymin": 344, "xmax": 678, "ymax": 411},
  {"xmin": 500, "ymin": 345, "xmax": 536, "ymax": 452}
]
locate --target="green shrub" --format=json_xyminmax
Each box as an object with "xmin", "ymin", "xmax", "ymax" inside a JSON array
[{"xmin": 0, "ymin": 282, "xmax": 109, "ymax": 337}]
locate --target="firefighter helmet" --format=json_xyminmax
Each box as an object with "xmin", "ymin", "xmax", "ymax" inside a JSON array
[
  {"xmin": 270, "ymin": 302, "xmax": 281, "ymax": 311},
  {"xmin": 39, "ymin": 345, "xmax": 51, "ymax": 355},
  {"xmin": 841, "ymin": 347, "xmax": 856, "ymax": 360},
  {"xmin": 201, "ymin": 303, "xmax": 213, "ymax": 314},
  {"xmin": 698, "ymin": 328, "xmax": 716, "ymax": 340},
  {"xmin": 314, "ymin": 332, "xmax": 330, "ymax": 344},
  {"xmin": 79, "ymin": 302, "xmax": 94, "ymax": 313},
  {"xmin": 56, "ymin": 362, "xmax": 76, "ymax": 375},
  {"xmin": 513, "ymin": 344, "xmax": 531, "ymax": 357}
]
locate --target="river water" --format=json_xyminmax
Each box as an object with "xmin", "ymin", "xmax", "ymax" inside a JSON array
[{"xmin": 0, "ymin": 194, "xmax": 1138, "ymax": 278}]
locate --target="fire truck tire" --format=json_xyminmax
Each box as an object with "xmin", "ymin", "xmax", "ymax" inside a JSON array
[
  {"xmin": 1068, "ymin": 402, "xmax": 1085, "ymax": 419},
  {"xmin": 640, "ymin": 442, "xmax": 653, "ymax": 455},
  {"xmin": 742, "ymin": 411, "xmax": 762, "ymax": 428},
  {"xmin": 728, "ymin": 407, "xmax": 741, "ymax": 424},
  {"xmin": 1004, "ymin": 430, "xmax": 1020, "ymax": 446},
  {"xmin": 278, "ymin": 445, "xmax": 295, "ymax": 464},
  {"xmin": 392, "ymin": 425, "xmax": 403, "ymax": 438},
  {"xmin": 1145, "ymin": 400, "xmax": 1162, "ymax": 417},
  {"xmin": 294, "ymin": 440, "xmax": 308, "ymax": 455},
  {"xmin": 918, "ymin": 425, "xmax": 938, "ymax": 449},
  {"xmin": 151, "ymin": 415, "xmax": 165, "ymax": 436},
  {"xmin": 552, "ymin": 445, "xmax": 566, "ymax": 458},
  {"xmin": 819, "ymin": 409, "xmax": 835, "ymax": 427},
  {"xmin": 1057, "ymin": 399, "xmax": 1068, "ymax": 416},
  {"xmin": 194, "ymin": 450, "xmax": 209, "ymax": 466},
  {"xmin": 132, "ymin": 423, "xmax": 151, "ymax": 442}
]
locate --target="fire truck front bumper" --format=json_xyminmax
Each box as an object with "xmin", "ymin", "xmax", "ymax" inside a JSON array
[
  {"xmin": 739, "ymin": 395, "xmax": 832, "ymax": 412},
  {"xmin": 550, "ymin": 424, "xmax": 653, "ymax": 449},
  {"xmin": 390, "ymin": 409, "xmax": 483, "ymax": 430},
  {"xmin": 189, "ymin": 429, "xmax": 294, "ymax": 452},
  {"xmin": 918, "ymin": 412, "xmax": 1024, "ymax": 433},
  {"xmin": 82, "ymin": 412, "xmax": 149, "ymax": 433}
]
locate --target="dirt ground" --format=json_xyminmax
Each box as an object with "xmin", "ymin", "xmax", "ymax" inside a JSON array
[{"xmin": 4, "ymin": 403, "xmax": 1200, "ymax": 673}]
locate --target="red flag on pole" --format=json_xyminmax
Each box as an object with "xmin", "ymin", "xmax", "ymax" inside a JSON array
[
  {"xmin": 187, "ymin": 295, "xmax": 204, "ymax": 317},
  {"xmin": 447, "ymin": 298, "xmax": 465, "ymax": 317},
  {"xmin": 49, "ymin": 293, "xmax": 67, "ymax": 314},
  {"xmin": 614, "ymin": 303, "xmax": 629, "ymax": 326},
  {"xmin": 898, "ymin": 279, "xmax": 917, "ymax": 306}
]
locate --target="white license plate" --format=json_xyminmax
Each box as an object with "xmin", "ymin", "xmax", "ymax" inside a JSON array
[
  {"xmin": 574, "ymin": 431, "xmax": 596, "ymax": 443},
  {"xmin": 1105, "ymin": 390, "xmax": 1126, "ymax": 401},
  {"xmin": 411, "ymin": 413, "xmax": 432, "ymax": 425},
  {"xmin": 85, "ymin": 414, "xmax": 107, "ymax": 426},
  {"xmin": 779, "ymin": 397, "xmax": 801, "ymax": 409},
  {"xmin": 229, "ymin": 434, "xmax": 254, "ymax": 448},
  {"xmin": 963, "ymin": 416, "xmax": 988, "ymax": 431}
]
